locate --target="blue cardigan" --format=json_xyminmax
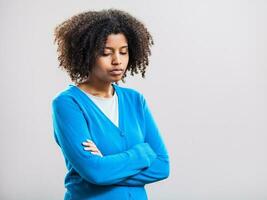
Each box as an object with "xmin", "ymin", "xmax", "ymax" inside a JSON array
[{"xmin": 51, "ymin": 83, "xmax": 170, "ymax": 200}]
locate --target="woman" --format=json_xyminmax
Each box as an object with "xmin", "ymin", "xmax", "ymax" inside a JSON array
[{"xmin": 52, "ymin": 9, "xmax": 170, "ymax": 200}]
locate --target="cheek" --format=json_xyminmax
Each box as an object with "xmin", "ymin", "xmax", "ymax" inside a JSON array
[
  {"xmin": 123, "ymin": 55, "xmax": 129, "ymax": 64},
  {"xmin": 97, "ymin": 57, "xmax": 109, "ymax": 64},
  {"xmin": 95, "ymin": 58, "xmax": 110, "ymax": 69}
]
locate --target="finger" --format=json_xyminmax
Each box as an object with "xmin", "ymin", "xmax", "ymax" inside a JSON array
[
  {"xmin": 86, "ymin": 140, "xmax": 97, "ymax": 147},
  {"xmin": 84, "ymin": 146, "xmax": 99, "ymax": 151},
  {"xmin": 85, "ymin": 148, "xmax": 103, "ymax": 157},
  {"xmin": 82, "ymin": 142, "xmax": 96, "ymax": 147},
  {"xmin": 83, "ymin": 140, "xmax": 95, "ymax": 146},
  {"xmin": 84, "ymin": 147, "xmax": 98, "ymax": 152},
  {"xmin": 91, "ymin": 152, "xmax": 103, "ymax": 157},
  {"xmin": 86, "ymin": 139, "xmax": 95, "ymax": 144}
]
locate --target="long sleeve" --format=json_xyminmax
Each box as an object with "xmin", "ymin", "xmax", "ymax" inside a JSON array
[
  {"xmin": 114, "ymin": 94, "xmax": 170, "ymax": 186},
  {"xmin": 51, "ymin": 95, "xmax": 157, "ymax": 186}
]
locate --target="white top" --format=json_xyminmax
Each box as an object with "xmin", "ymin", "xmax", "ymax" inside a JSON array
[{"xmin": 84, "ymin": 90, "xmax": 119, "ymax": 127}]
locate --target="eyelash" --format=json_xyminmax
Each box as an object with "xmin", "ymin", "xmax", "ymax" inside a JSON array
[{"xmin": 102, "ymin": 52, "xmax": 128, "ymax": 56}]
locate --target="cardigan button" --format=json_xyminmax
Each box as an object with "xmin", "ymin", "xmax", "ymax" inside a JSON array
[
  {"xmin": 128, "ymin": 191, "xmax": 132, "ymax": 197},
  {"xmin": 120, "ymin": 131, "xmax": 125, "ymax": 137}
]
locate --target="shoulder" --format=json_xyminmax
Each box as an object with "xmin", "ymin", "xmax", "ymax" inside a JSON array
[
  {"xmin": 51, "ymin": 84, "xmax": 79, "ymax": 107},
  {"xmin": 114, "ymin": 83, "xmax": 145, "ymax": 101}
]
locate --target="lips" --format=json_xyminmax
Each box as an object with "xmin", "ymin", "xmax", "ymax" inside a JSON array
[
  {"xmin": 110, "ymin": 68, "xmax": 123, "ymax": 72},
  {"xmin": 109, "ymin": 69, "xmax": 123, "ymax": 75}
]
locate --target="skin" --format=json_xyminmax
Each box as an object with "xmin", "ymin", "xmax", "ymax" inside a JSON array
[
  {"xmin": 83, "ymin": 140, "xmax": 103, "ymax": 157},
  {"xmin": 77, "ymin": 33, "xmax": 129, "ymax": 98},
  {"xmin": 79, "ymin": 33, "xmax": 129, "ymax": 156}
]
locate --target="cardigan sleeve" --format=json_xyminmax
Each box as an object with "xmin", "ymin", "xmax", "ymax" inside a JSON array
[
  {"xmin": 51, "ymin": 95, "xmax": 157, "ymax": 186},
  {"xmin": 114, "ymin": 94, "xmax": 170, "ymax": 186}
]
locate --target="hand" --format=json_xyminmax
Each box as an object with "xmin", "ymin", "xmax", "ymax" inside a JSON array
[{"xmin": 82, "ymin": 139, "xmax": 103, "ymax": 157}]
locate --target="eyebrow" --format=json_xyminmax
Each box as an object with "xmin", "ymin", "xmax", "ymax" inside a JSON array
[{"xmin": 104, "ymin": 46, "xmax": 128, "ymax": 50}]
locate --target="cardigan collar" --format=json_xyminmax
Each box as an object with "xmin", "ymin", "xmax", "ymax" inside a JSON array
[{"xmin": 67, "ymin": 83, "xmax": 124, "ymax": 131}]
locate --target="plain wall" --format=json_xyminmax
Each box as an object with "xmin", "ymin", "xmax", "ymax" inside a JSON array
[{"xmin": 0, "ymin": 0, "xmax": 266, "ymax": 199}]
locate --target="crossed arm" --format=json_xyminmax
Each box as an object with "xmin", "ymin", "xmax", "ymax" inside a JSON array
[{"xmin": 52, "ymin": 94, "xmax": 170, "ymax": 186}]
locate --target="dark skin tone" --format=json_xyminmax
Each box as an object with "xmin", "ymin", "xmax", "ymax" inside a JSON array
[
  {"xmin": 77, "ymin": 33, "xmax": 129, "ymax": 98},
  {"xmin": 77, "ymin": 33, "xmax": 129, "ymax": 156}
]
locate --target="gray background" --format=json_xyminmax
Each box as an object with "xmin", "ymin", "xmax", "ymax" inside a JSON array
[{"xmin": 1, "ymin": 0, "xmax": 266, "ymax": 199}]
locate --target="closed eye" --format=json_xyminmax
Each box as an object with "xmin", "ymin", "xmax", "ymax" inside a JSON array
[{"xmin": 102, "ymin": 52, "xmax": 128, "ymax": 56}]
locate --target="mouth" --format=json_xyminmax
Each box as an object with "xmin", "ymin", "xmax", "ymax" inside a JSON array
[{"xmin": 109, "ymin": 69, "xmax": 124, "ymax": 76}]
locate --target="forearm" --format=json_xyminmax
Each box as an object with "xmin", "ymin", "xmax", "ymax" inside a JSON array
[
  {"xmin": 52, "ymin": 96, "xmax": 157, "ymax": 186},
  {"xmin": 114, "ymin": 153, "xmax": 170, "ymax": 186},
  {"xmin": 113, "ymin": 94, "xmax": 170, "ymax": 186}
]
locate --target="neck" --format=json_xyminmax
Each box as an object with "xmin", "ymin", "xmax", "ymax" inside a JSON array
[{"xmin": 77, "ymin": 79, "xmax": 115, "ymax": 98}]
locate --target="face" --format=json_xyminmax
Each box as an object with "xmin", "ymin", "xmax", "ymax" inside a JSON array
[{"xmin": 90, "ymin": 33, "xmax": 129, "ymax": 83}]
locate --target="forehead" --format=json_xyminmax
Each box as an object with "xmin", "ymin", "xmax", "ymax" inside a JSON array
[{"xmin": 105, "ymin": 33, "xmax": 128, "ymax": 48}]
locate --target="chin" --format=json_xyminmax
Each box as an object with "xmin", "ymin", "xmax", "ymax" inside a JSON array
[
  {"xmin": 111, "ymin": 78, "xmax": 122, "ymax": 83},
  {"xmin": 110, "ymin": 75, "xmax": 123, "ymax": 81}
]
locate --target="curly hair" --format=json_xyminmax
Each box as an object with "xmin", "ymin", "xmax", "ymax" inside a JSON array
[{"xmin": 53, "ymin": 9, "xmax": 154, "ymax": 84}]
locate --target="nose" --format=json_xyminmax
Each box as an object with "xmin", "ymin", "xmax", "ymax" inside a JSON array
[{"xmin": 112, "ymin": 53, "xmax": 122, "ymax": 65}]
